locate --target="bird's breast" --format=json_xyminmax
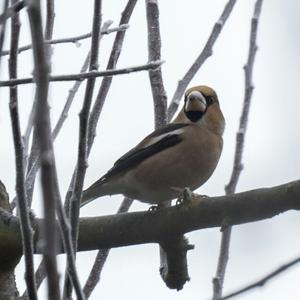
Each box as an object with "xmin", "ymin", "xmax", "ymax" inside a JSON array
[{"xmin": 123, "ymin": 126, "xmax": 223, "ymax": 204}]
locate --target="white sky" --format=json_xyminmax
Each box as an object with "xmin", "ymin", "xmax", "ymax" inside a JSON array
[{"xmin": 1, "ymin": 0, "xmax": 300, "ymax": 299}]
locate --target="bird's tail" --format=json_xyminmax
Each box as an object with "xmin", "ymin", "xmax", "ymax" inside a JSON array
[{"xmin": 80, "ymin": 179, "xmax": 109, "ymax": 208}]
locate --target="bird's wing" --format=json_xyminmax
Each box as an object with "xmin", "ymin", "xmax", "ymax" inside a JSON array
[{"xmin": 101, "ymin": 123, "xmax": 189, "ymax": 181}]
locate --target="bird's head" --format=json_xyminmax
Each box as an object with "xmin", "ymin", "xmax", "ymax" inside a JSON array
[{"xmin": 174, "ymin": 85, "xmax": 225, "ymax": 135}]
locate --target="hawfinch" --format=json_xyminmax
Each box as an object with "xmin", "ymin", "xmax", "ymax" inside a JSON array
[{"xmin": 81, "ymin": 85, "xmax": 225, "ymax": 206}]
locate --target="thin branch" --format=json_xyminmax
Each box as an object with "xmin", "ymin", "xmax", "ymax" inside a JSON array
[
  {"xmin": 11, "ymin": 21, "xmax": 113, "ymax": 213},
  {"xmin": 70, "ymin": 0, "xmax": 102, "ymax": 259},
  {"xmin": 45, "ymin": 0, "xmax": 55, "ymax": 42},
  {"xmin": 145, "ymin": 0, "xmax": 167, "ymax": 128},
  {"xmin": 0, "ymin": 0, "xmax": 9, "ymax": 69},
  {"xmin": 0, "ymin": 23, "xmax": 129, "ymax": 56},
  {"xmin": 87, "ymin": 0, "xmax": 137, "ymax": 153},
  {"xmin": 220, "ymin": 255, "xmax": 300, "ymax": 300},
  {"xmin": 26, "ymin": 0, "xmax": 61, "ymax": 299},
  {"xmin": 64, "ymin": 1, "xmax": 102, "ymax": 298},
  {"xmin": 22, "ymin": 0, "xmax": 56, "ymax": 207},
  {"xmin": 8, "ymin": 1, "xmax": 37, "ymax": 299},
  {"xmin": 52, "ymin": 54, "xmax": 90, "ymax": 139},
  {"xmin": 83, "ymin": 197, "xmax": 133, "ymax": 299},
  {"xmin": 21, "ymin": 260, "xmax": 45, "ymax": 299},
  {"xmin": 27, "ymin": 1, "xmax": 85, "ymax": 298},
  {"xmin": 20, "ymin": 21, "xmax": 113, "ymax": 294},
  {"xmin": 22, "ymin": 100, "xmax": 36, "ymax": 176},
  {"xmin": 145, "ymin": 0, "xmax": 188, "ymax": 291},
  {"xmin": 52, "ymin": 20, "xmax": 115, "ymax": 141},
  {"xmin": 0, "ymin": 0, "xmax": 25, "ymax": 24},
  {"xmin": 82, "ymin": 1, "xmax": 138, "ymax": 296},
  {"xmin": 167, "ymin": 0, "xmax": 237, "ymax": 121},
  {"xmin": 212, "ymin": 1, "xmax": 264, "ymax": 299},
  {"xmin": 0, "ymin": 60, "xmax": 164, "ymax": 87}
]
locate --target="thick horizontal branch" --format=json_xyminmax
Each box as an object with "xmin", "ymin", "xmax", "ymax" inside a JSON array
[
  {"xmin": 1, "ymin": 180, "xmax": 299, "ymax": 256},
  {"xmin": 77, "ymin": 180, "xmax": 300, "ymax": 250},
  {"xmin": 0, "ymin": 60, "xmax": 164, "ymax": 87}
]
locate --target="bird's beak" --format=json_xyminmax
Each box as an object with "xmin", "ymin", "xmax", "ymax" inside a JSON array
[{"xmin": 185, "ymin": 91, "xmax": 207, "ymax": 113}]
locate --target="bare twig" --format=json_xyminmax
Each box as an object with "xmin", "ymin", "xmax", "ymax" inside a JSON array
[
  {"xmin": 0, "ymin": 23, "xmax": 129, "ymax": 56},
  {"xmin": 10, "ymin": 21, "xmax": 113, "ymax": 212},
  {"xmin": 22, "ymin": 100, "xmax": 36, "ymax": 174},
  {"xmin": 0, "ymin": 0, "xmax": 9, "ymax": 69},
  {"xmin": 26, "ymin": 0, "xmax": 61, "ymax": 299},
  {"xmin": 0, "ymin": 60, "xmax": 163, "ymax": 87},
  {"xmin": 77, "ymin": 1, "xmax": 138, "ymax": 297},
  {"xmin": 82, "ymin": 1, "xmax": 138, "ymax": 296},
  {"xmin": 220, "ymin": 255, "xmax": 300, "ymax": 300},
  {"xmin": 8, "ymin": 2, "xmax": 37, "ymax": 299},
  {"xmin": 64, "ymin": 1, "xmax": 102, "ymax": 298},
  {"xmin": 21, "ymin": 260, "xmax": 45, "ymax": 299},
  {"xmin": 212, "ymin": 1, "xmax": 264, "ymax": 299},
  {"xmin": 70, "ymin": 0, "xmax": 102, "ymax": 260},
  {"xmin": 45, "ymin": 0, "xmax": 55, "ymax": 42},
  {"xmin": 145, "ymin": 0, "xmax": 188, "ymax": 291},
  {"xmin": 20, "ymin": 21, "xmax": 113, "ymax": 295},
  {"xmin": 83, "ymin": 197, "xmax": 133, "ymax": 298},
  {"xmin": 167, "ymin": 0, "xmax": 237, "ymax": 121},
  {"xmin": 87, "ymin": 0, "xmax": 137, "ymax": 151},
  {"xmin": 22, "ymin": 0, "xmax": 55, "ymax": 206},
  {"xmin": 27, "ymin": 1, "xmax": 84, "ymax": 298},
  {"xmin": 145, "ymin": 0, "xmax": 167, "ymax": 128},
  {"xmin": 0, "ymin": 0, "xmax": 24, "ymax": 24}
]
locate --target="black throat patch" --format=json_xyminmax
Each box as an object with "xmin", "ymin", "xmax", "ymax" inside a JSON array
[{"xmin": 185, "ymin": 110, "xmax": 204, "ymax": 122}]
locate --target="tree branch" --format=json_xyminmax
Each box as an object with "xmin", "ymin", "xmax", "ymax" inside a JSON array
[
  {"xmin": 10, "ymin": 20, "xmax": 114, "ymax": 213},
  {"xmin": 167, "ymin": 0, "xmax": 237, "ymax": 121},
  {"xmin": 0, "ymin": 0, "xmax": 24, "ymax": 25},
  {"xmin": 145, "ymin": 0, "xmax": 167, "ymax": 128},
  {"xmin": 0, "ymin": 182, "xmax": 21, "ymax": 300},
  {"xmin": 0, "ymin": 60, "xmax": 164, "ymax": 87},
  {"xmin": 1, "ymin": 180, "xmax": 299, "ymax": 255},
  {"xmin": 83, "ymin": 197, "xmax": 133, "ymax": 298},
  {"xmin": 26, "ymin": 0, "xmax": 60, "ymax": 299},
  {"xmin": 220, "ymin": 255, "xmax": 300, "ymax": 300},
  {"xmin": 0, "ymin": 0, "xmax": 9, "ymax": 69},
  {"xmin": 63, "ymin": 1, "xmax": 102, "ymax": 298},
  {"xmin": 8, "ymin": 2, "xmax": 37, "ymax": 299},
  {"xmin": 145, "ymin": 0, "xmax": 189, "ymax": 291},
  {"xmin": 0, "ymin": 24, "xmax": 129, "ymax": 56},
  {"xmin": 212, "ymin": 1, "xmax": 264, "ymax": 299},
  {"xmin": 82, "ymin": 1, "xmax": 138, "ymax": 297}
]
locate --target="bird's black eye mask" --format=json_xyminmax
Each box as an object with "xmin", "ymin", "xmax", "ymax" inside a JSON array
[{"xmin": 184, "ymin": 95, "xmax": 214, "ymax": 122}]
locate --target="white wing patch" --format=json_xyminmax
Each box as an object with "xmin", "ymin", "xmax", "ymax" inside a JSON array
[{"xmin": 143, "ymin": 128, "xmax": 185, "ymax": 148}]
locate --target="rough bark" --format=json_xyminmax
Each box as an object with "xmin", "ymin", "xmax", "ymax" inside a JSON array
[
  {"xmin": 0, "ymin": 181, "xmax": 20, "ymax": 300},
  {"xmin": 0, "ymin": 180, "xmax": 299, "ymax": 255}
]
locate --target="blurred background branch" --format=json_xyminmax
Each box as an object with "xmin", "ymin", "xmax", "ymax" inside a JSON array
[{"xmin": 212, "ymin": 1, "xmax": 264, "ymax": 299}]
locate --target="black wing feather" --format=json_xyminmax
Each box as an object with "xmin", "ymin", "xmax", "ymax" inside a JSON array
[{"xmin": 101, "ymin": 123, "xmax": 188, "ymax": 181}]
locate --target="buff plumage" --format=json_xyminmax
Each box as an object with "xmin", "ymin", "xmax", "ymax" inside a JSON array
[{"xmin": 81, "ymin": 85, "xmax": 225, "ymax": 206}]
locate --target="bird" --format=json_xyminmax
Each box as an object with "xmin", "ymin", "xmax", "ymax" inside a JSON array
[{"xmin": 81, "ymin": 85, "xmax": 225, "ymax": 207}]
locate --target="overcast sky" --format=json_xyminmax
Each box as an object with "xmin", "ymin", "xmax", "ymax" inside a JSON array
[{"xmin": 1, "ymin": 0, "xmax": 300, "ymax": 299}]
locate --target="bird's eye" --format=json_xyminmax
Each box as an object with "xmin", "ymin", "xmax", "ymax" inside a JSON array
[{"xmin": 205, "ymin": 96, "xmax": 214, "ymax": 105}]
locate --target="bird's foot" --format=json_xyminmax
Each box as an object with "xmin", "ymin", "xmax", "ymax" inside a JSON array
[
  {"xmin": 148, "ymin": 205, "xmax": 159, "ymax": 211},
  {"xmin": 198, "ymin": 194, "xmax": 209, "ymax": 199},
  {"xmin": 176, "ymin": 187, "xmax": 194, "ymax": 206}
]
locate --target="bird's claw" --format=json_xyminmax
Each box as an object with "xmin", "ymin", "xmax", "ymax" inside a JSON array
[
  {"xmin": 148, "ymin": 205, "xmax": 159, "ymax": 211},
  {"xmin": 176, "ymin": 187, "xmax": 194, "ymax": 206}
]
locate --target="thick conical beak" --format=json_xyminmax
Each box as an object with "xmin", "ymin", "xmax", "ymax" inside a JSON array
[{"xmin": 185, "ymin": 91, "xmax": 207, "ymax": 113}]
